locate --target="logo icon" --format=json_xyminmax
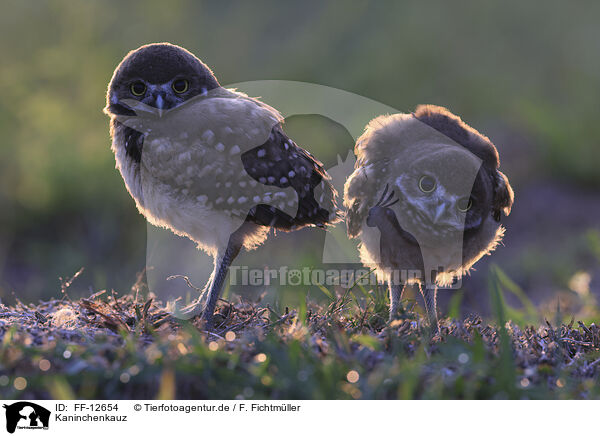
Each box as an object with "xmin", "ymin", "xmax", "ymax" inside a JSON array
[{"xmin": 3, "ymin": 402, "xmax": 50, "ymax": 434}]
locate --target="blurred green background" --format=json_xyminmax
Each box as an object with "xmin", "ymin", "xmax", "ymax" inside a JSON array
[{"xmin": 1, "ymin": 1, "xmax": 599, "ymax": 318}]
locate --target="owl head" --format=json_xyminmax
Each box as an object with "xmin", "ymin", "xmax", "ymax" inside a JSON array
[
  {"xmin": 347, "ymin": 105, "xmax": 514, "ymax": 238},
  {"xmin": 345, "ymin": 105, "xmax": 514, "ymax": 285},
  {"xmin": 104, "ymin": 43, "xmax": 219, "ymax": 117},
  {"xmin": 393, "ymin": 144, "xmax": 491, "ymax": 240}
]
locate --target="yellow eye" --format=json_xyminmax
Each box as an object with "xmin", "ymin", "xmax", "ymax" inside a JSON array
[
  {"xmin": 130, "ymin": 81, "xmax": 146, "ymax": 96},
  {"xmin": 419, "ymin": 175, "xmax": 436, "ymax": 193},
  {"xmin": 172, "ymin": 79, "xmax": 189, "ymax": 94},
  {"xmin": 457, "ymin": 197, "xmax": 473, "ymax": 212}
]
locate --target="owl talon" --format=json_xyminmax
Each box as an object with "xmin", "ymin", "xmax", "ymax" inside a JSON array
[
  {"xmin": 376, "ymin": 184, "xmax": 390, "ymax": 206},
  {"xmin": 376, "ymin": 184, "xmax": 399, "ymax": 209}
]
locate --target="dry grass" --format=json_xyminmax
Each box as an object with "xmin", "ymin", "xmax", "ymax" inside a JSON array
[{"xmin": 1, "ymin": 269, "xmax": 600, "ymax": 400}]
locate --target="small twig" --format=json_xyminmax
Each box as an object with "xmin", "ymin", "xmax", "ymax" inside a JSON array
[
  {"xmin": 88, "ymin": 289, "xmax": 106, "ymax": 300},
  {"xmin": 131, "ymin": 267, "xmax": 152, "ymax": 294},
  {"xmin": 358, "ymin": 301, "xmax": 372, "ymax": 331},
  {"xmin": 202, "ymin": 330, "xmax": 225, "ymax": 340},
  {"xmin": 34, "ymin": 311, "xmax": 47, "ymax": 324},
  {"xmin": 578, "ymin": 321, "xmax": 592, "ymax": 336},
  {"xmin": 59, "ymin": 267, "xmax": 84, "ymax": 303},
  {"xmin": 265, "ymin": 312, "xmax": 295, "ymax": 329},
  {"xmin": 79, "ymin": 299, "xmax": 130, "ymax": 333},
  {"xmin": 111, "ymin": 290, "xmax": 123, "ymax": 312},
  {"xmin": 266, "ymin": 304, "xmax": 281, "ymax": 318},
  {"xmin": 588, "ymin": 357, "xmax": 600, "ymax": 368},
  {"xmin": 142, "ymin": 298, "xmax": 153, "ymax": 320},
  {"xmin": 223, "ymin": 311, "xmax": 261, "ymax": 333},
  {"xmin": 167, "ymin": 275, "xmax": 203, "ymax": 292},
  {"xmin": 558, "ymin": 337, "xmax": 594, "ymax": 347}
]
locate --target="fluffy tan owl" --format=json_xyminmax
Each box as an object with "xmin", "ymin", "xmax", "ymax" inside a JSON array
[{"xmin": 344, "ymin": 105, "xmax": 514, "ymax": 329}]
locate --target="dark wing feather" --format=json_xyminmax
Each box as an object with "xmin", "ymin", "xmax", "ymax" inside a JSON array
[
  {"xmin": 491, "ymin": 170, "xmax": 514, "ymax": 221},
  {"xmin": 241, "ymin": 125, "xmax": 335, "ymax": 229},
  {"xmin": 122, "ymin": 124, "xmax": 144, "ymax": 164},
  {"xmin": 346, "ymin": 199, "xmax": 362, "ymax": 238}
]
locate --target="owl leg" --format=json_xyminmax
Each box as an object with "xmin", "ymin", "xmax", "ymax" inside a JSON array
[
  {"xmin": 200, "ymin": 253, "xmax": 235, "ymax": 329},
  {"xmin": 388, "ymin": 283, "xmax": 405, "ymax": 321},
  {"xmin": 200, "ymin": 230, "xmax": 246, "ymax": 330},
  {"xmin": 420, "ymin": 286, "xmax": 440, "ymax": 332}
]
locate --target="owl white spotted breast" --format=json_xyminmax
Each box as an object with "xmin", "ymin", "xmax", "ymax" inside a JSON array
[
  {"xmin": 104, "ymin": 43, "xmax": 339, "ymax": 328},
  {"xmin": 344, "ymin": 105, "xmax": 514, "ymax": 330}
]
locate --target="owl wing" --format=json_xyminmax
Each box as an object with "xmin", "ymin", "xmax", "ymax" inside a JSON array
[
  {"xmin": 491, "ymin": 169, "xmax": 513, "ymax": 221},
  {"xmin": 344, "ymin": 161, "xmax": 388, "ymax": 238},
  {"xmin": 129, "ymin": 90, "xmax": 336, "ymax": 229},
  {"xmin": 241, "ymin": 124, "xmax": 337, "ymax": 228},
  {"xmin": 344, "ymin": 169, "xmax": 366, "ymax": 238}
]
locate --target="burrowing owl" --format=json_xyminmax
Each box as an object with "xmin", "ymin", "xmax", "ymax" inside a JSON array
[
  {"xmin": 344, "ymin": 105, "xmax": 513, "ymax": 329},
  {"xmin": 104, "ymin": 43, "xmax": 338, "ymax": 328}
]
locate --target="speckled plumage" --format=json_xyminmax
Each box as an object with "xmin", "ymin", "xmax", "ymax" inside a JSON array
[
  {"xmin": 104, "ymin": 43, "xmax": 338, "ymax": 326},
  {"xmin": 110, "ymin": 88, "xmax": 337, "ymax": 252},
  {"xmin": 344, "ymin": 105, "xmax": 514, "ymax": 328}
]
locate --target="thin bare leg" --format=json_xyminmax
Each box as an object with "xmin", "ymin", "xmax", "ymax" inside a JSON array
[
  {"xmin": 420, "ymin": 286, "xmax": 439, "ymax": 332},
  {"xmin": 388, "ymin": 283, "xmax": 404, "ymax": 321}
]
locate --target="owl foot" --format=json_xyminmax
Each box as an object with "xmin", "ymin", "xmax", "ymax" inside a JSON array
[
  {"xmin": 388, "ymin": 283, "xmax": 405, "ymax": 322},
  {"xmin": 180, "ymin": 298, "xmax": 205, "ymax": 318}
]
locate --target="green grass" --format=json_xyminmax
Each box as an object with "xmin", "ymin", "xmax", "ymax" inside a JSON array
[{"xmin": 1, "ymin": 267, "xmax": 599, "ymax": 400}]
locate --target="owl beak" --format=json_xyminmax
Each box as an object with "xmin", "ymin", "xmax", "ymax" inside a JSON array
[
  {"xmin": 430, "ymin": 202, "xmax": 447, "ymax": 224},
  {"xmin": 155, "ymin": 94, "xmax": 166, "ymax": 117},
  {"xmin": 150, "ymin": 91, "xmax": 166, "ymax": 117},
  {"xmin": 155, "ymin": 94, "xmax": 165, "ymax": 110}
]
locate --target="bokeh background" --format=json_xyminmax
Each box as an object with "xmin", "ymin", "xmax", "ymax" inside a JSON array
[{"xmin": 1, "ymin": 1, "xmax": 599, "ymax": 319}]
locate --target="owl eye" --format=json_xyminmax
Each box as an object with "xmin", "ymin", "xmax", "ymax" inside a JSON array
[
  {"xmin": 172, "ymin": 79, "xmax": 189, "ymax": 94},
  {"xmin": 457, "ymin": 197, "xmax": 473, "ymax": 212},
  {"xmin": 418, "ymin": 175, "xmax": 436, "ymax": 193},
  {"xmin": 130, "ymin": 81, "xmax": 146, "ymax": 96}
]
